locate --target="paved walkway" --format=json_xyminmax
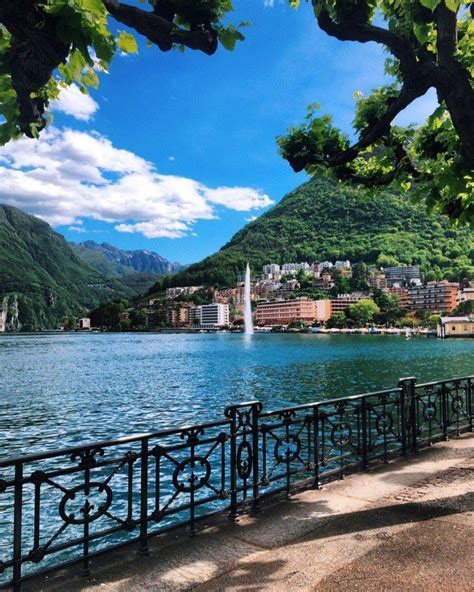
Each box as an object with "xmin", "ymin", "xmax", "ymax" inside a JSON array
[{"xmin": 27, "ymin": 434, "xmax": 473, "ymax": 592}]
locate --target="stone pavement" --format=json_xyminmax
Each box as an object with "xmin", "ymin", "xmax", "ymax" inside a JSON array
[{"xmin": 26, "ymin": 434, "xmax": 473, "ymax": 592}]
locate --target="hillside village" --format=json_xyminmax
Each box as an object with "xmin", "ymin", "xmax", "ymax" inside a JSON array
[{"xmin": 83, "ymin": 259, "xmax": 474, "ymax": 338}]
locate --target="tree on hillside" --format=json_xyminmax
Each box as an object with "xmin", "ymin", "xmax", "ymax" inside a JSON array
[
  {"xmin": 278, "ymin": 0, "xmax": 474, "ymax": 223},
  {"xmin": 0, "ymin": 0, "xmax": 245, "ymax": 143}
]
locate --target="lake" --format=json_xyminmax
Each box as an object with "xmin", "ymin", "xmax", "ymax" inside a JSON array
[{"xmin": 1, "ymin": 332, "xmax": 472, "ymax": 459}]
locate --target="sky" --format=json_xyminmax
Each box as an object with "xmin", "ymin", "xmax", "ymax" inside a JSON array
[{"xmin": 0, "ymin": 0, "xmax": 438, "ymax": 265}]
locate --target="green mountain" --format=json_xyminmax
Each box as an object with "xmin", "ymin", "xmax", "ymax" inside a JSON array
[
  {"xmin": 161, "ymin": 177, "xmax": 473, "ymax": 289},
  {"xmin": 0, "ymin": 205, "xmax": 134, "ymax": 331}
]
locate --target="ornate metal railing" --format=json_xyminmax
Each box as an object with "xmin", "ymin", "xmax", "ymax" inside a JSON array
[{"xmin": 0, "ymin": 375, "xmax": 472, "ymax": 590}]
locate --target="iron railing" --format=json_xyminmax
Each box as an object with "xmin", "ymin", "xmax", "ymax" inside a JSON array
[{"xmin": 0, "ymin": 375, "xmax": 472, "ymax": 590}]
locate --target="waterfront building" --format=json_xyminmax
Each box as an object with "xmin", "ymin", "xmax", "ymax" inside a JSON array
[
  {"xmin": 195, "ymin": 303, "xmax": 230, "ymax": 328},
  {"xmin": 255, "ymin": 298, "xmax": 324, "ymax": 326},
  {"xmin": 330, "ymin": 292, "xmax": 365, "ymax": 313},
  {"xmin": 314, "ymin": 299, "xmax": 332, "ymax": 322},
  {"xmin": 335, "ymin": 260, "xmax": 351, "ymax": 270},
  {"xmin": 437, "ymin": 316, "xmax": 474, "ymax": 338},
  {"xmin": 148, "ymin": 301, "xmax": 196, "ymax": 328},
  {"xmin": 387, "ymin": 287, "xmax": 411, "ymax": 308},
  {"xmin": 78, "ymin": 318, "xmax": 91, "ymax": 330},
  {"xmin": 384, "ymin": 265, "xmax": 421, "ymax": 286},
  {"xmin": 409, "ymin": 281, "xmax": 459, "ymax": 313}
]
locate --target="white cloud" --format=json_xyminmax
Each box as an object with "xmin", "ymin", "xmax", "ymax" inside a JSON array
[
  {"xmin": 0, "ymin": 128, "xmax": 273, "ymax": 239},
  {"xmin": 51, "ymin": 84, "xmax": 99, "ymax": 121},
  {"xmin": 245, "ymin": 215, "xmax": 258, "ymax": 222},
  {"xmin": 68, "ymin": 225, "xmax": 86, "ymax": 233},
  {"xmin": 169, "ymin": 156, "xmax": 175, "ymax": 161}
]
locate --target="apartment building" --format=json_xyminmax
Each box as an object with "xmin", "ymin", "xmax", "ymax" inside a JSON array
[
  {"xmin": 387, "ymin": 287, "xmax": 411, "ymax": 308},
  {"xmin": 330, "ymin": 293, "xmax": 364, "ymax": 313},
  {"xmin": 194, "ymin": 303, "xmax": 230, "ymax": 328},
  {"xmin": 409, "ymin": 281, "xmax": 459, "ymax": 313},
  {"xmin": 384, "ymin": 265, "xmax": 421, "ymax": 286},
  {"xmin": 255, "ymin": 298, "xmax": 330, "ymax": 326}
]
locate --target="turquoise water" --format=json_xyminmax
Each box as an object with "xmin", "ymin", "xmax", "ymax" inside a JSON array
[{"xmin": 0, "ymin": 332, "xmax": 472, "ymax": 459}]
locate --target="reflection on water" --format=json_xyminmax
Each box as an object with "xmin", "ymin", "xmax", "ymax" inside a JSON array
[{"xmin": 0, "ymin": 332, "xmax": 472, "ymax": 458}]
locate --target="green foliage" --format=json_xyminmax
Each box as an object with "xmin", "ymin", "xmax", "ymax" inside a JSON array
[
  {"xmin": 347, "ymin": 298, "xmax": 380, "ymax": 326},
  {"xmin": 0, "ymin": 205, "xmax": 134, "ymax": 330},
  {"xmin": 279, "ymin": 0, "xmax": 474, "ymax": 223},
  {"xmin": 89, "ymin": 299, "xmax": 128, "ymax": 329},
  {"xmin": 157, "ymin": 177, "xmax": 473, "ymax": 290},
  {"xmin": 326, "ymin": 312, "xmax": 347, "ymax": 328},
  {"xmin": 0, "ymin": 0, "xmax": 243, "ymax": 144},
  {"xmin": 427, "ymin": 313, "xmax": 442, "ymax": 329},
  {"xmin": 455, "ymin": 299, "xmax": 474, "ymax": 315}
]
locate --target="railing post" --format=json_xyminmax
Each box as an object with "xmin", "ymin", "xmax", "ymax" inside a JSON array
[
  {"xmin": 251, "ymin": 403, "xmax": 262, "ymax": 512},
  {"xmin": 138, "ymin": 437, "xmax": 149, "ymax": 556},
  {"xmin": 13, "ymin": 462, "xmax": 23, "ymax": 592},
  {"xmin": 468, "ymin": 378, "xmax": 473, "ymax": 433},
  {"xmin": 224, "ymin": 402, "xmax": 262, "ymax": 521},
  {"xmin": 226, "ymin": 406, "xmax": 239, "ymax": 522},
  {"xmin": 313, "ymin": 405, "xmax": 321, "ymax": 489},
  {"xmin": 399, "ymin": 377, "xmax": 417, "ymax": 453},
  {"xmin": 441, "ymin": 382, "xmax": 449, "ymax": 441},
  {"xmin": 361, "ymin": 397, "xmax": 369, "ymax": 469}
]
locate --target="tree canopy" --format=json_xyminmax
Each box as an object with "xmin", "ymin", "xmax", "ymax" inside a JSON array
[
  {"xmin": 0, "ymin": 0, "xmax": 245, "ymax": 143},
  {"xmin": 277, "ymin": 0, "xmax": 474, "ymax": 223}
]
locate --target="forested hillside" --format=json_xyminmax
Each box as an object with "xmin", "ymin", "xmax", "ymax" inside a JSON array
[
  {"xmin": 159, "ymin": 177, "xmax": 473, "ymax": 289},
  {"xmin": 0, "ymin": 206, "xmax": 133, "ymax": 330}
]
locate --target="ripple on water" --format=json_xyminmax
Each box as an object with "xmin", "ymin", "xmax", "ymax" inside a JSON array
[{"xmin": 0, "ymin": 332, "xmax": 472, "ymax": 457}]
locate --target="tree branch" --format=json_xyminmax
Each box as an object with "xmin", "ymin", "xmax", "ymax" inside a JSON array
[
  {"xmin": 102, "ymin": 0, "xmax": 218, "ymax": 55},
  {"xmin": 328, "ymin": 83, "xmax": 429, "ymax": 167},
  {"xmin": 314, "ymin": 4, "xmax": 418, "ymax": 76}
]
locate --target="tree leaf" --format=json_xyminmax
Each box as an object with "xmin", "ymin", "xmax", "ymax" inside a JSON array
[{"xmin": 117, "ymin": 31, "xmax": 138, "ymax": 54}]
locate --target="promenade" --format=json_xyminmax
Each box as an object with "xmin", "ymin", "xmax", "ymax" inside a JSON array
[{"xmin": 25, "ymin": 433, "xmax": 473, "ymax": 592}]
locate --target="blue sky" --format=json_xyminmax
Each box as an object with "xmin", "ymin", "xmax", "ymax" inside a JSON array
[{"xmin": 0, "ymin": 0, "xmax": 437, "ymax": 264}]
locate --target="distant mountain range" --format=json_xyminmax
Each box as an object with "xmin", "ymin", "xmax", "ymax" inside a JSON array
[
  {"xmin": 0, "ymin": 206, "xmax": 181, "ymax": 330},
  {"xmin": 70, "ymin": 241, "xmax": 182, "ymax": 276},
  {"xmin": 162, "ymin": 177, "xmax": 473, "ymax": 289}
]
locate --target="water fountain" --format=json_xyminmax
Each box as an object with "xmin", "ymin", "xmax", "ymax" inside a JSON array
[{"xmin": 244, "ymin": 262, "xmax": 254, "ymax": 335}]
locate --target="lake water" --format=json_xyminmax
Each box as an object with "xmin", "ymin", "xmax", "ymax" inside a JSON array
[{"xmin": 1, "ymin": 332, "xmax": 472, "ymax": 459}]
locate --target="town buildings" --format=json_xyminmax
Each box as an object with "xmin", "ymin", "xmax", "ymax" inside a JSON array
[
  {"xmin": 78, "ymin": 318, "xmax": 91, "ymax": 330},
  {"xmin": 330, "ymin": 293, "xmax": 364, "ymax": 313},
  {"xmin": 384, "ymin": 265, "xmax": 421, "ymax": 287},
  {"xmin": 437, "ymin": 317, "xmax": 474, "ymax": 338},
  {"xmin": 409, "ymin": 281, "xmax": 459, "ymax": 313},
  {"xmin": 165, "ymin": 286, "xmax": 204, "ymax": 299},
  {"xmin": 194, "ymin": 303, "xmax": 230, "ymax": 328},
  {"xmin": 255, "ymin": 298, "xmax": 331, "ymax": 326}
]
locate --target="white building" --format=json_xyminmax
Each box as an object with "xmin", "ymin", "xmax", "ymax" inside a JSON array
[
  {"xmin": 320, "ymin": 261, "xmax": 334, "ymax": 270},
  {"xmin": 196, "ymin": 303, "xmax": 230, "ymax": 328},
  {"xmin": 79, "ymin": 318, "xmax": 91, "ymax": 330},
  {"xmin": 281, "ymin": 262, "xmax": 311, "ymax": 274},
  {"xmin": 262, "ymin": 264, "xmax": 280, "ymax": 275},
  {"xmin": 335, "ymin": 260, "xmax": 351, "ymax": 270},
  {"xmin": 165, "ymin": 286, "xmax": 204, "ymax": 299}
]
